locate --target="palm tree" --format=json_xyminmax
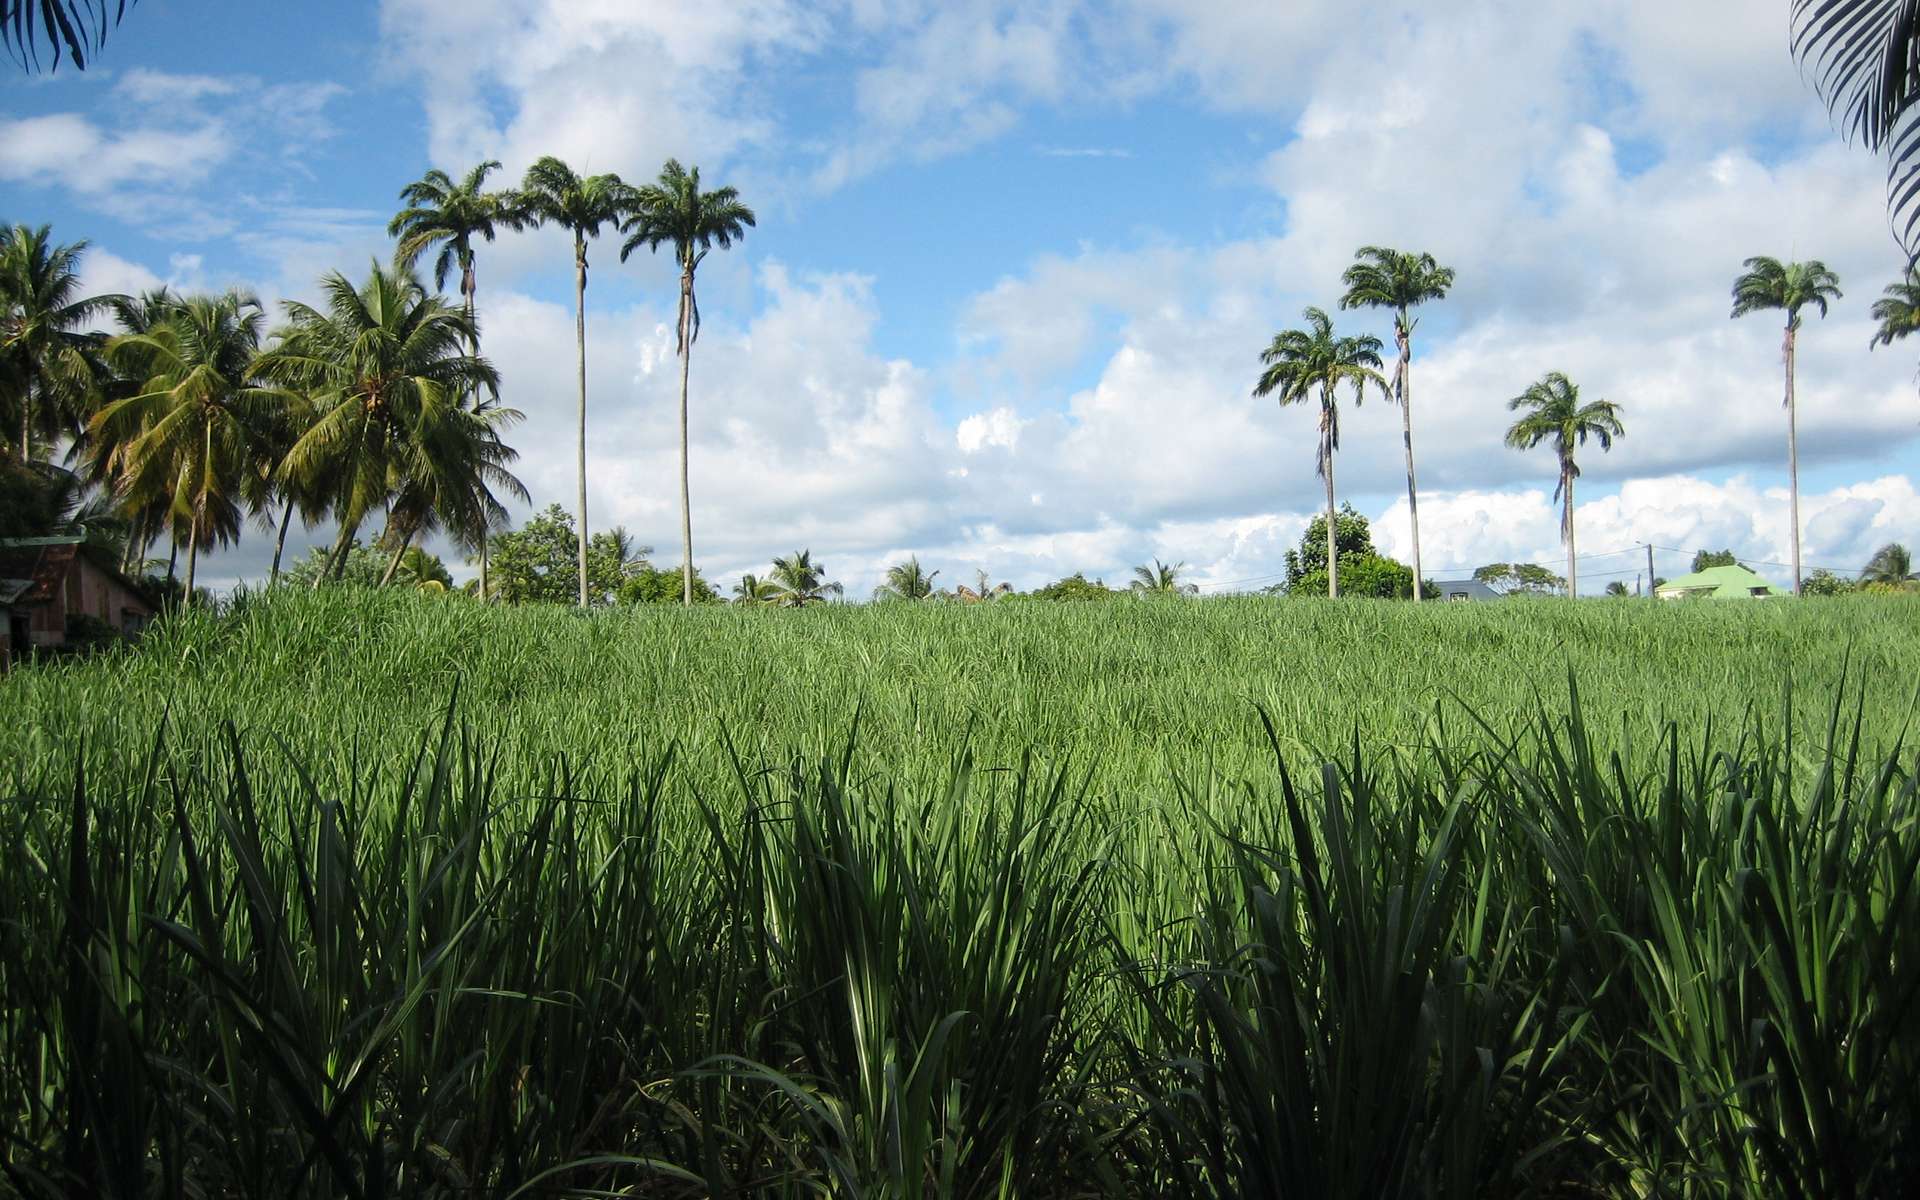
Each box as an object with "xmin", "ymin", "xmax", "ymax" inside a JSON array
[
  {"xmin": 1339, "ymin": 246, "xmax": 1455, "ymax": 602},
  {"xmin": 1503, "ymin": 371, "xmax": 1624, "ymax": 597},
  {"xmin": 1870, "ymin": 267, "xmax": 1920, "ymax": 355},
  {"xmin": 1253, "ymin": 306, "xmax": 1389, "ymax": 598},
  {"xmin": 0, "ymin": 224, "xmax": 115, "ymax": 462},
  {"xmin": 375, "ymin": 396, "xmax": 527, "ymax": 586},
  {"xmin": 731, "ymin": 572, "xmax": 782, "ymax": 605},
  {"xmin": 953, "ymin": 568, "xmax": 1013, "ymax": 603},
  {"xmin": 1, "ymin": 0, "xmax": 136, "ymax": 71},
  {"xmin": 621, "ymin": 160, "xmax": 755, "ymax": 606},
  {"xmin": 1791, "ymin": 2, "xmax": 1920, "ymax": 254},
  {"xmin": 1861, "ymin": 542, "xmax": 1917, "ymax": 586},
  {"xmin": 93, "ymin": 291, "xmax": 278, "ymax": 603},
  {"xmin": 1131, "ymin": 558, "xmax": 1197, "ymax": 595},
  {"xmin": 513, "ymin": 156, "xmax": 632, "ymax": 607},
  {"xmin": 874, "ymin": 555, "xmax": 939, "ymax": 600},
  {"xmin": 254, "ymin": 262, "xmax": 501, "ymax": 587},
  {"xmin": 768, "ymin": 549, "xmax": 843, "ymax": 607},
  {"xmin": 1731, "ymin": 256, "xmax": 1842, "ymax": 596}
]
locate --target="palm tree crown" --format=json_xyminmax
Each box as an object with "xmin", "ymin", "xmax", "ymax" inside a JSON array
[
  {"xmin": 875, "ymin": 555, "xmax": 939, "ymax": 601},
  {"xmin": 1870, "ymin": 267, "xmax": 1920, "ymax": 350},
  {"xmin": 390, "ymin": 160, "xmax": 517, "ymax": 302},
  {"xmin": 1131, "ymin": 558, "xmax": 1196, "ymax": 595},
  {"xmin": 1731, "ymin": 257, "xmax": 1842, "ymax": 335},
  {"xmin": 1504, "ymin": 371, "xmax": 1624, "ymax": 596},
  {"xmin": 731, "ymin": 572, "xmax": 782, "ymax": 605},
  {"xmin": 1862, "ymin": 542, "xmax": 1917, "ymax": 584},
  {"xmin": 768, "ymin": 549, "xmax": 843, "ymax": 607}
]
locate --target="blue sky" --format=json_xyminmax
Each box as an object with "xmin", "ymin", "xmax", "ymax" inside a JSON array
[{"xmin": 3, "ymin": 0, "xmax": 1917, "ymax": 595}]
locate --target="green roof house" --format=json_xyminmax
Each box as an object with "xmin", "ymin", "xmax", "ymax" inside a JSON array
[{"xmin": 1655, "ymin": 563, "xmax": 1788, "ymax": 600}]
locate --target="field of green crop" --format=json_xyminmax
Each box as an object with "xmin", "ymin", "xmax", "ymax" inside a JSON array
[{"xmin": 3, "ymin": 590, "xmax": 1919, "ymax": 1198}]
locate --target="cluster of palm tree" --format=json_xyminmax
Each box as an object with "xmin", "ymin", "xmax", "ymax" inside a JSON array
[
  {"xmin": 395, "ymin": 156, "xmax": 754, "ymax": 607},
  {"xmin": 1258, "ymin": 246, "xmax": 1918, "ymax": 599},
  {"xmin": 732, "ymin": 549, "xmax": 844, "ymax": 607},
  {"xmin": 0, "ymin": 224, "xmax": 525, "ymax": 602}
]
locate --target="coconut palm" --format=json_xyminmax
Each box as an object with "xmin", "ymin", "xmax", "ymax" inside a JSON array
[
  {"xmin": 92, "ymin": 291, "xmax": 278, "ymax": 603},
  {"xmin": 1503, "ymin": 371, "xmax": 1624, "ymax": 598},
  {"xmin": 513, "ymin": 156, "xmax": 632, "ymax": 607},
  {"xmin": 1131, "ymin": 558, "xmax": 1197, "ymax": 595},
  {"xmin": 0, "ymin": 223, "xmax": 116, "ymax": 462},
  {"xmin": 1861, "ymin": 542, "xmax": 1917, "ymax": 586},
  {"xmin": 731, "ymin": 572, "xmax": 782, "ymax": 605},
  {"xmin": 621, "ymin": 160, "xmax": 755, "ymax": 606},
  {"xmin": 875, "ymin": 555, "xmax": 939, "ymax": 601},
  {"xmin": 254, "ymin": 262, "xmax": 500, "ymax": 587},
  {"xmin": 1339, "ymin": 246, "xmax": 1455, "ymax": 602},
  {"xmin": 1791, "ymin": 1, "xmax": 1920, "ymax": 253},
  {"xmin": 375, "ymin": 395, "xmax": 527, "ymax": 586},
  {"xmin": 1731, "ymin": 256, "xmax": 1842, "ymax": 596},
  {"xmin": 1253, "ymin": 307, "xmax": 1389, "ymax": 598},
  {"xmin": 1, "ymin": 0, "xmax": 136, "ymax": 71},
  {"xmin": 769, "ymin": 549, "xmax": 843, "ymax": 607}
]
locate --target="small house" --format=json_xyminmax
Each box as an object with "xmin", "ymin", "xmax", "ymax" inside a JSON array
[
  {"xmin": 0, "ymin": 534, "xmax": 157, "ymax": 665},
  {"xmin": 1430, "ymin": 578, "xmax": 1503, "ymax": 602},
  {"xmin": 1655, "ymin": 563, "xmax": 1787, "ymax": 600}
]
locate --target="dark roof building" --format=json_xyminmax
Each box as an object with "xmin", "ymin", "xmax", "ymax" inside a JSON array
[{"xmin": 0, "ymin": 534, "xmax": 156, "ymax": 666}]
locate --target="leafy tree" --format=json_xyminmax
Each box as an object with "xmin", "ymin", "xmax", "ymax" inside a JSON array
[
  {"xmin": 1283, "ymin": 503, "xmax": 1376, "ymax": 588},
  {"xmin": 1691, "ymin": 548, "xmax": 1739, "ymax": 573},
  {"xmin": 1281, "ymin": 508, "xmax": 1419, "ymax": 598},
  {"xmin": 731, "ymin": 572, "xmax": 782, "ymax": 605},
  {"xmin": 1731, "ymin": 256, "xmax": 1841, "ymax": 595},
  {"xmin": 1131, "ymin": 558, "xmax": 1197, "ymax": 595},
  {"xmin": 1803, "ymin": 568, "xmax": 1857, "ymax": 596},
  {"xmin": 768, "ymin": 549, "xmax": 842, "ymax": 607},
  {"xmin": 618, "ymin": 563, "xmax": 718, "ymax": 604},
  {"xmin": 0, "ymin": 0, "xmax": 135, "ymax": 71},
  {"xmin": 93, "ymin": 291, "xmax": 278, "ymax": 604},
  {"xmin": 1791, "ymin": 2, "xmax": 1920, "ymax": 254},
  {"xmin": 874, "ymin": 556, "xmax": 939, "ymax": 601},
  {"xmin": 1503, "ymin": 371, "xmax": 1624, "ymax": 598},
  {"xmin": 1030, "ymin": 573, "xmax": 1118, "ymax": 601},
  {"xmin": 1861, "ymin": 542, "xmax": 1917, "ymax": 588},
  {"xmin": 255, "ymin": 262, "xmax": 505, "ymax": 587},
  {"xmin": 1253, "ymin": 306, "xmax": 1389, "ymax": 597},
  {"xmin": 621, "ymin": 159, "xmax": 755, "ymax": 605},
  {"xmin": 1473, "ymin": 562, "xmax": 1568, "ymax": 596},
  {"xmin": 1339, "ymin": 245, "xmax": 1455, "ymax": 602},
  {"xmin": 0, "ymin": 223, "xmax": 114, "ymax": 462},
  {"xmin": 484, "ymin": 504, "xmax": 647, "ymax": 605},
  {"xmin": 513, "ymin": 156, "xmax": 632, "ymax": 606}
]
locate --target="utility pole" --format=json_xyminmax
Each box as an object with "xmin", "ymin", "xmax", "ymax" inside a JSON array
[{"xmin": 1644, "ymin": 543, "xmax": 1657, "ymax": 598}]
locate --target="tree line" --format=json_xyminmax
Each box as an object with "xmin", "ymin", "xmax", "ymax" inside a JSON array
[
  {"xmin": 1255, "ymin": 246, "xmax": 1919, "ymax": 598},
  {"xmin": 0, "ymin": 154, "xmax": 752, "ymax": 607}
]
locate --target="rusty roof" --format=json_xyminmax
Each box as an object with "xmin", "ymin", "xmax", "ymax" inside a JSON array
[{"xmin": 0, "ymin": 539, "xmax": 78, "ymax": 607}]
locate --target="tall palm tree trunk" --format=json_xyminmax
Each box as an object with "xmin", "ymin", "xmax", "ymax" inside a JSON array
[
  {"xmin": 19, "ymin": 400, "xmax": 29, "ymax": 463},
  {"xmin": 1398, "ymin": 327, "xmax": 1423, "ymax": 602},
  {"xmin": 183, "ymin": 517, "xmax": 200, "ymax": 608},
  {"xmin": 1564, "ymin": 468, "xmax": 1577, "ymax": 598},
  {"xmin": 574, "ymin": 234, "xmax": 589, "ymax": 608},
  {"xmin": 379, "ymin": 527, "xmax": 415, "ymax": 586},
  {"xmin": 1784, "ymin": 322, "xmax": 1803, "ymax": 596},
  {"xmin": 269, "ymin": 499, "xmax": 294, "ymax": 585},
  {"xmin": 318, "ymin": 520, "xmax": 355, "ymax": 588},
  {"xmin": 678, "ymin": 270, "xmax": 695, "ymax": 607},
  {"xmin": 165, "ymin": 533, "xmax": 177, "ymax": 587},
  {"xmin": 1324, "ymin": 416, "xmax": 1339, "ymax": 600}
]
